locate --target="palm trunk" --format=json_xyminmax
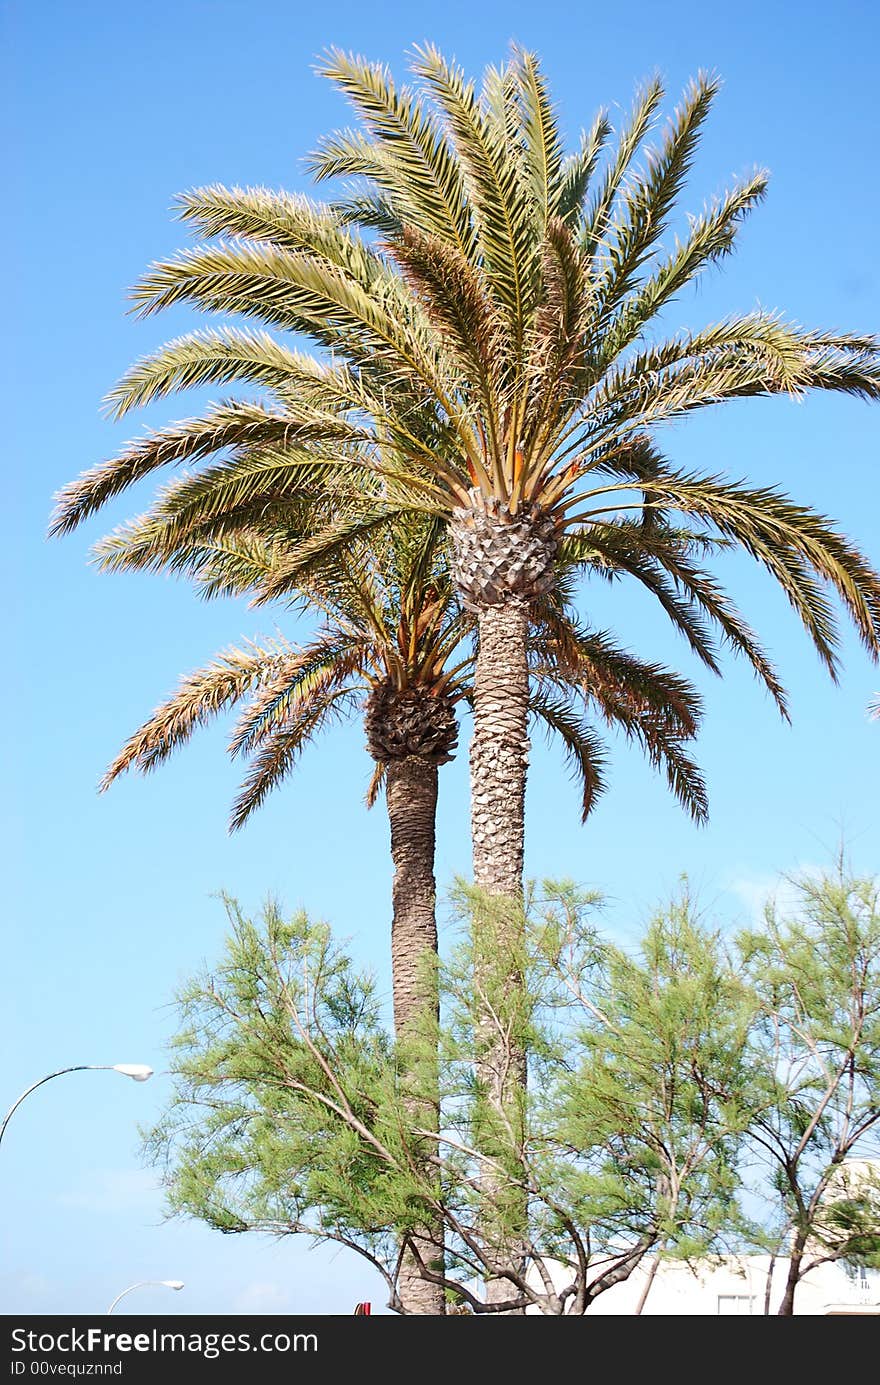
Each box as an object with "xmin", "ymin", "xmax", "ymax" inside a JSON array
[
  {"xmin": 470, "ymin": 599, "xmax": 530, "ymax": 1309},
  {"xmin": 384, "ymin": 754, "xmax": 445, "ymax": 1316},
  {"xmin": 471, "ymin": 601, "xmax": 529, "ymax": 896}
]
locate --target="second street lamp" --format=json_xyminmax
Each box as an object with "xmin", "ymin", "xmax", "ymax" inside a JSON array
[{"xmin": 107, "ymin": 1280, "xmax": 185, "ymax": 1315}]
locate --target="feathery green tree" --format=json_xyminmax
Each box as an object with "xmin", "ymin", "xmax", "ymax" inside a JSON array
[
  {"xmin": 148, "ymin": 882, "xmax": 756, "ymax": 1313},
  {"xmin": 738, "ymin": 866, "xmax": 880, "ymax": 1314}
]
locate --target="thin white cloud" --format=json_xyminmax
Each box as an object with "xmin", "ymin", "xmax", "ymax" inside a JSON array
[{"xmin": 723, "ymin": 863, "xmax": 823, "ymax": 925}]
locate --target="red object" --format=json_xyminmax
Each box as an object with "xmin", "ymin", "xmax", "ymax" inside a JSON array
[{"xmin": 353, "ymin": 1302, "xmax": 371, "ymax": 1315}]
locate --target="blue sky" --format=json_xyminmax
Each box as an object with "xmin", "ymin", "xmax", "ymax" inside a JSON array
[{"xmin": 3, "ymin": 0, "xmax": 879, "ymax": 1316}]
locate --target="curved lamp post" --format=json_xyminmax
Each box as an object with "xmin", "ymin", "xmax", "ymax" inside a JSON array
[
  {"xmin": 0, "ymin": 1065, "xmax": 154, "ymax": 1150},
  {"xmin": 107, "ymin": 1280, "xmax": 185, "ymax": 1315}
]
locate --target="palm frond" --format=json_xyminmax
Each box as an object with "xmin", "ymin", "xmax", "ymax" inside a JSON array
[
  {"xmin": 314, "ymin": 49, "xmax": 475, "ymax": 257},
  {"xmin": 253, "ymin": 508, "xmax": 413, "ymax": 604},
  {"xmin": 513, "ymin": 48, "xmax": 565, "ymax": 228},
  {"xmin": 576, "ymin": 520, "xmax": 790, "ymax": 714},
  {"xmin": 528, "ymin": 687, "xmax": 607, "ymax": 821},
  {"xmin": 531, "ymin": 624, "xmax": 709, "ymax": 823},
  {"xmin": 387, "ymin": 225, "xmax": 508, "ymax": 440},
  {"xmin": 49, "ymin": 401, "xmax": 331, "ymax": 536},
  {"xmin": 228, "ymin": 688, "xmax": 357, "ymax": 830},
  {"xmin": 101, "ymin": 640, "xmax": 289, "ymax": 787},
  {"xmin": 104, "ymin": 328, "xmax": 358, "ymax": 421},
  {"xmin": 228, "ymin": 635, "xmax": 365, "ymax": 756},
  {"xmin": 412, "ymin": 43, "xmax": 540, "ymax": 339},
  {"xmin": 602, "ymin": 170, "xmax": 769, "ymax": 362},
  {"xmin": 175, "ymin": 185, "xmax": 386, "ymax": 276},
  {"xmin": 625, "ymin": 473, "xmax": 880, "ymax": 673},
  {"xmin": 557, "ymin": 108, "xmax": 612, "ymax": 224},
  {"xmin": 365, "ymin": 759, "xmax": 386, "ymax": 807},
  {"xmin": 90, "ymin": 448, "xmax": 353, "ymax": 571},
  {"xmin": 596, "ymin": 72, "xmax": 720, "ymax": 318},
  {"xmin": 130, "ymin": 240, "xmax": 472, "ymax": 436},
  {"xmin": 560, "ymin": 528, "xmax": 723, "ymax": 673},
  {"xmin": 580, "ymin": 76, "xmax": 664, "ymax": 258}
]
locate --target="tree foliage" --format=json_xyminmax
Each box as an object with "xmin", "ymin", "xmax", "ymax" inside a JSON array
[{"xmin": 739, "ymin": 865, "xmax": 880, "ymax": 1312}]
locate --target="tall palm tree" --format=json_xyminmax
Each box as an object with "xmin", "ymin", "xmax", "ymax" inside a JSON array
[
  {"xmin": 52, "ymin": 48, "xmax": 880, "ymax": 1296},
  {"xmin": 101, "ymin": 515, "xmax": 706, "ymax": 1311}
]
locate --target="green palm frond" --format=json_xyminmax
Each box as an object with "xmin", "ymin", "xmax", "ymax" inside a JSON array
[
  {"xmin": 387, "ymin": 226, "xmax": 508, "ymax": 475},
  {"xmin": 560, "ymin": 529, "xmax": 723, "ymax": 672},
  {"xmin": 580, "ymin": 75, "xmax": 664, "ymax": 261},
  {"xmin": 583, "ymin": 316, "xmax": 880, "ymax": 434},
  {"xmin": 412, "ymin": 44, "xmax": 540, "ymax": 337},
  {"xmin": 100, "ymin": 510, "xmax": 467, "ymax": 820},
  {"xmin": 104, "ymin": 329, "xmax": 357, "ymax": 421},
  {"xmin": 50, "ymin": 401, "xmax": 338, "ymax": 536},
  {"xmin": 513, "ymin": 48, "xmax": 565, "ymax": 228},
  {"xmin": 529, "ymin": 613, "xmax": 709, "ymax": 823},
  {"xmin": 253, "ymin": 508, "xmax": 414, "ymax": 605},
  {"xmin": 531, "ymin": 617, "xmax": 702, "ymax": 738},
  {"xmin": 602, "ymin": 170, "xmax": 769, "ymax": 362},
  {"xmin": 595, "ymin": 73, "xmax": 720, "ymax": 320},
  {"xmin": 229, "ymin": 688, "xmax": 357, "ymax": 831},
  {"xmin": 175, "ymin": 531, "xmax": 291, "ymax": 601},
  {"xmin": 312, "ymin": 49, "xmax": 475, "ymax": 258},
  {"xmin": 101, "ymin": 639, "xmax": 290, "ymax": 787},
  {"xmin": 565, "ymin": 521, "xmax": 789, "ymax": 713},
  {"xmin": 605, "ymin": 472, "xmax": 880, "ymax": 673},
  {"xmin": 174, "ymin": 185, "xmax": 386, "ymax": 272},
  {"xmin": 90, "ymin": 447, "xmax": 355, "ymax": 573},
  {"xmin": 557, "ymin": 109, "xmax": 612, "ymax": 223},
  {"xmin": 130, "ymin": 241, "xmax": 473, "ymax": 440},
  {"xmin": 651, "ymin": 737, "xmax": 709, "ymax": 823},
  {"xmin": 528, "ymin": 688, "xmax": 608, "ymax": 820},
  {"xmin": 227, "ymin": 635, "xmax": 366, "ymax": 757}
]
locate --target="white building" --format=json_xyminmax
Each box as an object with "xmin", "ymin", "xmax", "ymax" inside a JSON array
[{"xmin": 582, "ymin": 1253, "xmax": 879, "ymax": 1315}]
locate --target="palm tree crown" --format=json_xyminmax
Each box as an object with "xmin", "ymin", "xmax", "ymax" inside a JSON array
[
  {"xmin": 102, "ymin": 517, "xmax": 708, "ymax": 828},
  {"xmin": 51, "ymin": 48, "xmax": 880, "ymax": 690}
]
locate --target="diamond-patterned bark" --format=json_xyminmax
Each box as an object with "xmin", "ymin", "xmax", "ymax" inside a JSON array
[
  {"xmin": 450, "ymin": 492, "xmax": 558, "ymax": 609},
  {"xmin": 364, "ymin": 681, "xmax": 458, "ymax": 765}
]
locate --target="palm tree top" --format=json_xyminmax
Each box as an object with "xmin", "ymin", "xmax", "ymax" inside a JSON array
[{"xmin": 49, "ymin": 46, "xmax": 880, "ymax": 694}]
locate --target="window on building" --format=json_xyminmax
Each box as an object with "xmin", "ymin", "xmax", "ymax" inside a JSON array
[
  {"xmin": 717, "ymin": 1294, "xmax": 756, "ymax": 1315},
  {"xmin": 847, "ymin": 1264, "xmax": 870, "ymax": 1291}
]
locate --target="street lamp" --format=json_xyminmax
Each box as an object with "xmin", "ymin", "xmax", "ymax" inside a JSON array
[
  {"xmin": 107, "ymin": 1280, "xmax": 185, "ymax": 1315},
  {"xmin": 0, "ymin": 1064, "xmax": 154, "ymax": 1150}
]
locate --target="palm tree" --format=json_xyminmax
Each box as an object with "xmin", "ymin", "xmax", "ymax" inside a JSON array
[
  {"xmin": 101, "ymin": 515, "xmax": 706, "ymax": 1311},
  {"xmin": 51, "ymin": 50, "xmax": 880, "ymax": 901},
  {"xmin": 52, "ymin": 48, "xmax": 880, "ymax": 1296}
]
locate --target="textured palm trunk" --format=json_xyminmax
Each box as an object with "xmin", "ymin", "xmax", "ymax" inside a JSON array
[
  {"xmin": 384, "ymin": 754, "xmax": 446, "ymax": 1316},
  {"xmin": 470, "ymin": 599, "xmax": 530, "ymax": 1310}
]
